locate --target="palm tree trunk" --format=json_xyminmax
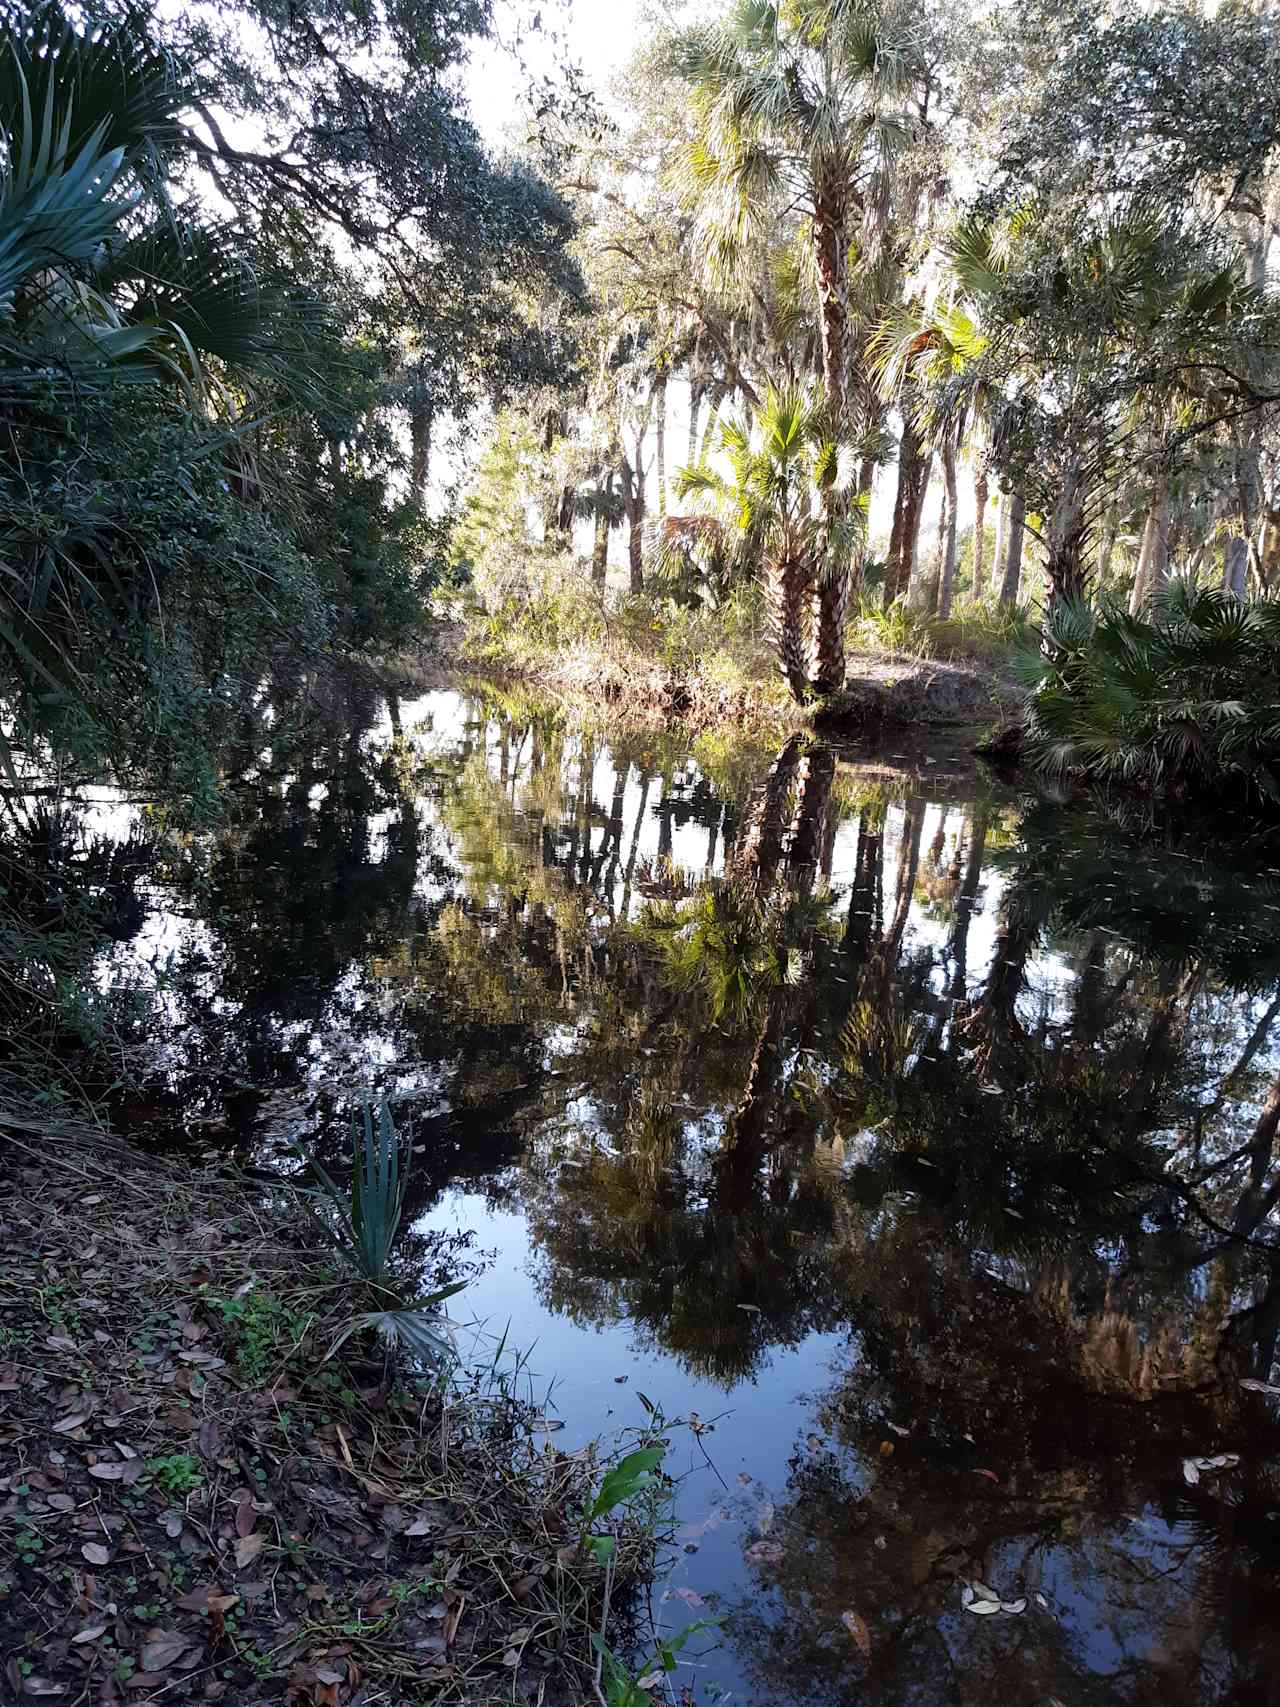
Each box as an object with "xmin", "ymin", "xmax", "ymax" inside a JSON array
[
  {"xmin": 765, "ymin": 552, "xmax": 813, "ymax": 704},
  {"xmin": 811, "ymin": 182, "xmax": 850, "ymax": 421},
  {"xmin": 937, "ymin": 440, "xmax": 959, "ymax": 620},
  {"xmin": 999, "ymin": 492, "xmax": 1026, "ymax": 605},
  {"xmin": 1129, "ymin": 481, "xmax": 1169, "ymax": 615},
  {"xmin": 654, "ymin": 370, "xmax": 668, "ymax": 520},
  {"xmin": 972, "ymin": 463, "xmax": 988, "ymax": 603}
]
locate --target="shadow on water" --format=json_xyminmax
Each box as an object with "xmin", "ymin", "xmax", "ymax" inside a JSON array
[{"xmin": 32, "ymin": 672, "xmax": 1280, "ymax": 1705}]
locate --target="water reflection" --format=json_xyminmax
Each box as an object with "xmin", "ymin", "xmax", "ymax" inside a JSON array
[{"xmin": 55, "ymin": 679, "xmax": 1280, "ymax": 1703}]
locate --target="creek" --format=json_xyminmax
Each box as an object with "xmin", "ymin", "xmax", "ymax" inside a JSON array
[{"xmin": 74, "ymin": 677, "xmax": 1280, "ymax": 1704}]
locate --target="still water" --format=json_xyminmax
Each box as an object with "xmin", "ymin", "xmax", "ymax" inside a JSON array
[{"xmin": 84, "ymin": 676, "xmax": 1280, "ymax": 1704}]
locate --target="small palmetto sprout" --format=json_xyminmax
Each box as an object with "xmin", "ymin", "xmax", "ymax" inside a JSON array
[{"xmin": 310, "ymin": 1096, "xmax": 465, "ymax": 1369}]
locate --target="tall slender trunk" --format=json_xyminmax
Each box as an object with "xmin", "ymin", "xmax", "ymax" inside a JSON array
[
  {"xmin": 937, "ymin": 439, "xmax": 959, "ymax": 620},
  {"xmin": 592, "ymin": 505, "xmax": 609, "ymax": 585},
  {"xmin": 628, "ymin": 514, "xmax": 645, "ymax": 593},
  {"xmin": 904, "ymin": 456, "xmax": 936, "ymax": 608},
  {"xmin": 991, "ymin": 494, "xmax": 1007, "ymax": 595},
  {"xmin": 410, "ymin": 401, "xmax": 433, "ymax": 508},
  {"xmin": 1129, "ymin": 481, "xmax": 1170, "ymax": 615},
  {"xmin": 654, "ymin": 370, "xmax": 668, "ymax": 520},
  {"xmin": 885, "ymin": 425, "xmax": 913, "ymax": 605},
  {"xmin": 999, "ymin": 492, "xmax": 1026, "ymax": 606},
  {"xmin": 811, "ymin": 185, "xmax": 850, "ymax": 422},
  {"xmin": 972, "ymin": 463, "xmax": 988, "ymax": 603}
]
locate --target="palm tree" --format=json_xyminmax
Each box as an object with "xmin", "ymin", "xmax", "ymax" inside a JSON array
[
  {"xmin": 677, "ymin": 389, "xmax": 863, "ymax": 702},
  {"xmin": 672, "ymin": 0, "xmax": 914, "ymax": 689},
  {"xmin": 929, "ymin": 207, "xmax": 1251, "ymax": 630}
]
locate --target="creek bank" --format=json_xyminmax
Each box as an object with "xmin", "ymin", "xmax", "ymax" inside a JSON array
[
  {"xmin": 446, "ymin": 632, "xmax": 1021, "ymax": 738},
  {"xmin": 0, "ymin": 1113, "xmax": 662, "ymax": 1707}
]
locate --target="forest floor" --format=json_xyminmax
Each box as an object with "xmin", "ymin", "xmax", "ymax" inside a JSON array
[{"xmin": 0, "ymin": 1114, "xmax": 665, "ymax": 1707}]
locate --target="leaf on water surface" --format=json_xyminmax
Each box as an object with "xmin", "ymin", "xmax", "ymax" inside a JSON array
[
  {"xmin": 966, "ymin": 1600, "xmax": 1002, "ymax": 1616},
  {"xmin": 745, "ymin": 1540, "xmax": 783, "ymax": 1565},
  {"xmin": 887, "ymin": 1422, "xmax": 910, "ymax": 1437},
  {"xmin": 1240, "ymin": 1378, "xmax": 1280, "ymax": 1395},
  {"xmin": 528, "ymin": 1417, "xmax": 564, "ymax": 1433},
  {"xmin": 736, "ymin": 1304, "xmax": 761, "ymax": 1314},
  {"xmin": 1182, "ymin": 1458, "xmax": 1201, "ymax": 1485},
  {"xmin": 672, "ymin": 1587, "xmax": 704, "ymax": 1608},
  {"xmin": 756, "ymin": 1500, "xmax": 774, "ymax": 1533},
  {"xmin": 841, "ymin": 1610, "xmax": 871, "ymax": 1656},
  {"xmin": 969, "ymin": 1580, "xmax": 998, "ymax": 1600},
  {"xmin": 974, "ymin": 1469, "xmax": 1000, "ymax": 1482},
  {"xmin": 1034, "ymin": 1593, "xmax": 1050, "ymax": 1610},
  {"xmin": 961, "ymin": 1584, "xmax": 975, "ymax": 1608},
  {"xmin": 636, "ymin": 1672, "xmax": 664, "ymax": 1691},
  {"xmin": 1001, "ymin": 1599, "xmax": 1027, "ymax": 1614}
]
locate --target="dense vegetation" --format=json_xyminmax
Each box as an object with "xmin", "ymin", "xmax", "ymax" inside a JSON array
[{"xmin": 0, "ymin": 0, "xmax": 582, "ymax": 795}]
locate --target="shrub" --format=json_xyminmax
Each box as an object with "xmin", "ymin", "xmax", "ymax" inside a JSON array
[{"xmin": 1019, "ymin": 579, "xmax": 1280, "ymax": 803}]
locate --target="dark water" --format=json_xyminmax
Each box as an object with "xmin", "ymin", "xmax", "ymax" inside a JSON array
[{"xmin": 67, "ymin": 676, "xmax": 1280, "ymax": 1704}]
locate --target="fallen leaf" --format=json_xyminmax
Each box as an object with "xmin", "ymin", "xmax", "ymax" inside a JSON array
[
  {"xmin": 71, "ymin": 1627, "xmax": 107, "ymax": 1645},
  {"xmin": 672, "ymin": 1587, "xmax": 704, "ymax": 1608},
  {"xmin": 841, "ymin": 1610, "xmax": 871, "ymax": 1656},
  {"xmin": 974, "ymin": 1468, "xmax": 1000, "ymax": 1483},
  {"xmin": 234, "ymin": 1495, "xmax": 256, "ymax": 1539},
  {"xmin": 82, "ymin": 1544, "xmax": 111, "ymax": 1565},
  {"xmin": 21, "ymin": 1678, "xmax": 66, "ymax": 1696},
  {"xmin": 1183, "ymin": 1458, "xmax": 1201, "ymax": 1485},
  {"xmin": 1001, "ymin": 1598, "xmax": 1027, "ymax": 1614},
  {"xmin": 966, "ymin": 1600, "xmax": 1002, "ymax": 1616},
  {"xmin": 235, "ymin": 1533, "xmax": 264, "ymax": 1568},
  {"xmin": 635, "ymin": 1673, "xmax": 664, "ymax": 1692},
  {"xmin": 46, "ymin": 1494, "xmax": 76, "ymax": 1513},
  {"xmin": 197, "ymin": 1420, "xmax": 222, "ymax": 1460},
  {"xmin": 745, "ymin": 1540, "xmax": 783, "ymax": 1565},
  {"xmin": 88, "ymin": 1462, "xmax": 125, "ymax": 1481},
  {"xmin": 970, "ymin": 1579, "xmax": 998, "ymax": 1600},
  {"xmin": 52, "ymin": 1413, "xmax": 91, "ymax": 1434},
  {"xmin": 1240, "ymin": 1378, "xmax": 1280, "ymax": 1396},
  {"xmin": 528, "ymin": 1417, "xmax": 564, "ymax": 1433},
  {"xmin": 140, "ymin": 1632, "xmax": 191, "ymax": 1671},
  {"xmin": 176, "ymin": 1586, "xmax": 239, "ymax": 1615}
]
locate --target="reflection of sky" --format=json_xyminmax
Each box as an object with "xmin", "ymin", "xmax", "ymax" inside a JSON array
[{"xmin": 38, "ymin": 690, "xmax": 1280, "ymax": 1704}]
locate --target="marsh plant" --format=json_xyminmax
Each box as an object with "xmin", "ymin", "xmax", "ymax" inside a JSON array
[{"xmin": 310, "ymin": 1096, "xmax": 464, "ymax": 1369}]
